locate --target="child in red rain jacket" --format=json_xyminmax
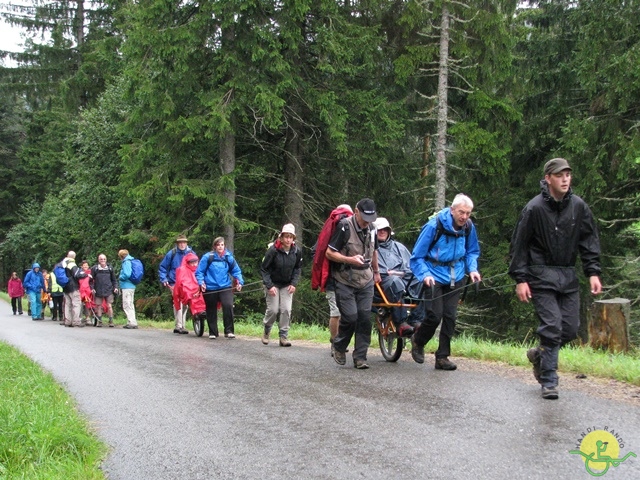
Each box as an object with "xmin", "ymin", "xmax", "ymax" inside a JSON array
[{"xmin": 173, "ymin": 252, "xmax": 206, "ymax": 320}]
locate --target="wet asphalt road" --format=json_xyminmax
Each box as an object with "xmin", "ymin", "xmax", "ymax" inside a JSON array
[{"xmin": 1, "ymin": 305, "xmax": 639, "ymax": 480}]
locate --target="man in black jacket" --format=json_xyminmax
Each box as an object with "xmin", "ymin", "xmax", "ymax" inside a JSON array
[{"xmin": 509, "ymin": 158, "xmax": 602, "ymax": 400}]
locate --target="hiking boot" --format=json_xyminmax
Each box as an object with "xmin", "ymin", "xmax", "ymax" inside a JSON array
[
  {"xmin": 541, "ymin": 386, "xmax": 559, "ymax": 400},
  {"xmin": 333, "ymin": 350, "xmax": 346, "ymax": 366},
  {"xmin": 527, "ymin": 347, "xmax": 542, "ymax": 383},
  {"xmin": 262, "ymin": 328, "xmax": 270, "ymax": 345},
  {"xmin": 354, "ymin": 359, "xmax": 369, "ymax": 369},
  {"xmin": 279, "ymin": 337, "xmax": 291, "ymax": 347},
  {"xmin": 435, "ymin": 357, "xmax": 457, "ymax": 371},
  {"xmin": 410, "ymin": 335, "xmax": 424, "ymax": 364},
  {"xmin": 397, "ymin": 322, "xmax": 414, "ymax": 338},
  {"xmin": 108, "ymin": 321, "xmax": 115, "ymax": 328},
  {"xmin": 97, "ymin": 320, "xmax": 103, "ymax": 328}
]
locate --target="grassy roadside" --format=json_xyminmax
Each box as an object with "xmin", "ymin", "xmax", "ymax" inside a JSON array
[{"xmin": 0, "ymin": 342, "xmax": 106, "ymax": 479}]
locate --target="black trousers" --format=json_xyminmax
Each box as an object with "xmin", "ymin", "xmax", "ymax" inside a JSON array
[
  {"xmin": 413, "ymin": 279, "xmax": 465, "ymax": 359},
  {"xmin": 51, "ymin": 295, "xmax": 64, "ymax": 321},
  {"xmin": 204, "ymin": 289, "xmax": 235, "ymax": 336},
  {"xmin": 531, "ymin": 288, "xmax": 580, "ymax": 387},
  {"xmin": 11, "ymin": 297, "xmax": 23, "ymax": 314}
]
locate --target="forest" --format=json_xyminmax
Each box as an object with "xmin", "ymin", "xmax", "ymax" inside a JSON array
[{"xmin": 1, "ymin": 0, "xmax": 639, "ymax": 345}]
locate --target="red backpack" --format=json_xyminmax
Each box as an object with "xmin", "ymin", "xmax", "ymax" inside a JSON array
[{"xmin": 311, "ymin": 206, "xmax": 353, "ymax": 291}]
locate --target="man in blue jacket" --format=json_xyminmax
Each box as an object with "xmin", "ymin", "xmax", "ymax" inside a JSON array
[
  {"xmin": 158, "ymin": 234, "xmax": 195, "ymax": 334},
  {"xmin": 409, "ymin": 194, "xmax": 481, "ymax": 370},
  {"xmin": 24, "ymin": 263, "xmax": 45, "ymax": 321}
]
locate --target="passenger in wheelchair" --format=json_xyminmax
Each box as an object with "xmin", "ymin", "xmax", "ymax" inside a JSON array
[{"xmin": 373, "ymin": 217, "xmax": 422, "ymax": 337}]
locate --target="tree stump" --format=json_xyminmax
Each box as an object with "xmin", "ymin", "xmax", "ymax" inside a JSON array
[{"xmin": 587, "ymin": 298, "xmax": 630, "ymax": 353}]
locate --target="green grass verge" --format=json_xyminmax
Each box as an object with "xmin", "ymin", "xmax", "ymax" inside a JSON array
[
  {"xmin": 0, "ymin": 342, "xmax": 106, "ymax": 479},
  {"xmin": 447, "ymin": 335, "xmax": 640, "ymax": 386}
]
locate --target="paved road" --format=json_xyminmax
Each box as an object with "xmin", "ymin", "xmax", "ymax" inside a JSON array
[{"xmin": 1, "ymin": 304, "xmax": 639, "ymax": 479}]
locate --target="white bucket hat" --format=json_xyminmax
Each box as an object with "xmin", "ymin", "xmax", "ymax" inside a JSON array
[
  {"xmin": 280, "ymin": 223, "xmax": 296, "ymax": 239},
  {"xmin": 373, "ymin": 217, "xmax": 394, "ymax": 235}
]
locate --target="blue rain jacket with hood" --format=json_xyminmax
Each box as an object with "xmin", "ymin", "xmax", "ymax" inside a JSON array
[
  {"xmin": 23, "ymin": 263, "xmax": 45, "ymax": 294},
  {"xmin": 410, "ymin": 208, "xmax": 480, "ymax": 286}
]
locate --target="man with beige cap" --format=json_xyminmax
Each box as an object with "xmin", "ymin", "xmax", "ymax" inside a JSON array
[{"xmin": 159, "ymin": 234, "xmax": 195, "ymax": 334}]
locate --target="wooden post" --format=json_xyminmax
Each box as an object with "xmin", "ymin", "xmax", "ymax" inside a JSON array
[{"xmin": 587, "ymin": 298, "xmax": 630, "ymax": 353}]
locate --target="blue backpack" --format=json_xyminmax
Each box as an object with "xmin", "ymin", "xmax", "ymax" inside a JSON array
[
  {"xmin": 53, "ymin": 264, "xmax": 69, "ymax": 288},
  {"xmin": 129, "ymin": 258, "xmax": 144, "ymax": 285}
]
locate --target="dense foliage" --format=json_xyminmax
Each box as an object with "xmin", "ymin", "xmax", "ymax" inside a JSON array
[{"xmin": 1, "ymin": 0, "xmax": 639, "ymax": 344}]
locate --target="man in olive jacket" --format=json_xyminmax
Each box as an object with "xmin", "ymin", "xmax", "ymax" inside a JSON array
[{"xmin": 509, "ymin": 158, "xmax": 602, "ymax": 400}]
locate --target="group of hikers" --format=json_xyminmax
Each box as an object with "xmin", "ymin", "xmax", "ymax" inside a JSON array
[
  {"xmin": 313, "ymin": 157, "xmax": 601, "ymax": 400},
  {"xmin": 5, "ymin": 158, "xmax": 601, "ymax": 400},
  {"xmin": 7, "ymin": 250, "xmax": 140, "ymax": 329},
  {"xmin": 157, "ymin": 230, "xmax": 300, "ymax": 347}
]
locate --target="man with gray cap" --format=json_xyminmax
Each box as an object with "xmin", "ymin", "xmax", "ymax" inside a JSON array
[
  {"xmin": 509, "ymin": 158, "xmax": 602, "ymax": 400},
  {"xmin": 326, "ymin": 198, "xmax": 382, "ymax": 369}
]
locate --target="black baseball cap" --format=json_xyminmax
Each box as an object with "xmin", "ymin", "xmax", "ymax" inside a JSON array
[{"xmin": 356, "ymin": 198, "xmax": 377, "ymax": 222}]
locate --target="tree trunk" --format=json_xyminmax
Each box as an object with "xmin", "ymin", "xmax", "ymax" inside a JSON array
[
  {"xmin": 588, "ymin": 298, "xmax": 630, "ymax": 353},
  {"xmin": 219, "ymin": 24, "xmax": 236, "ymax": 252},
  {"xmin": 434, "ymin": 5, "xmax": 450, "ymax": 211},
  {"xmin": 75, "ymin": 0, "xmax": 87, "ymax": 108},
  {"xmin": 284, "ymin": 126, "xmax": 304, "ymax": 247},
  {"xmin": 219, "ymin": 116, "xmax": 236, "ymax": 253},
  {"xmin": 75, "ymin": 0, "xmax": 84, "ymax": 46}
]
